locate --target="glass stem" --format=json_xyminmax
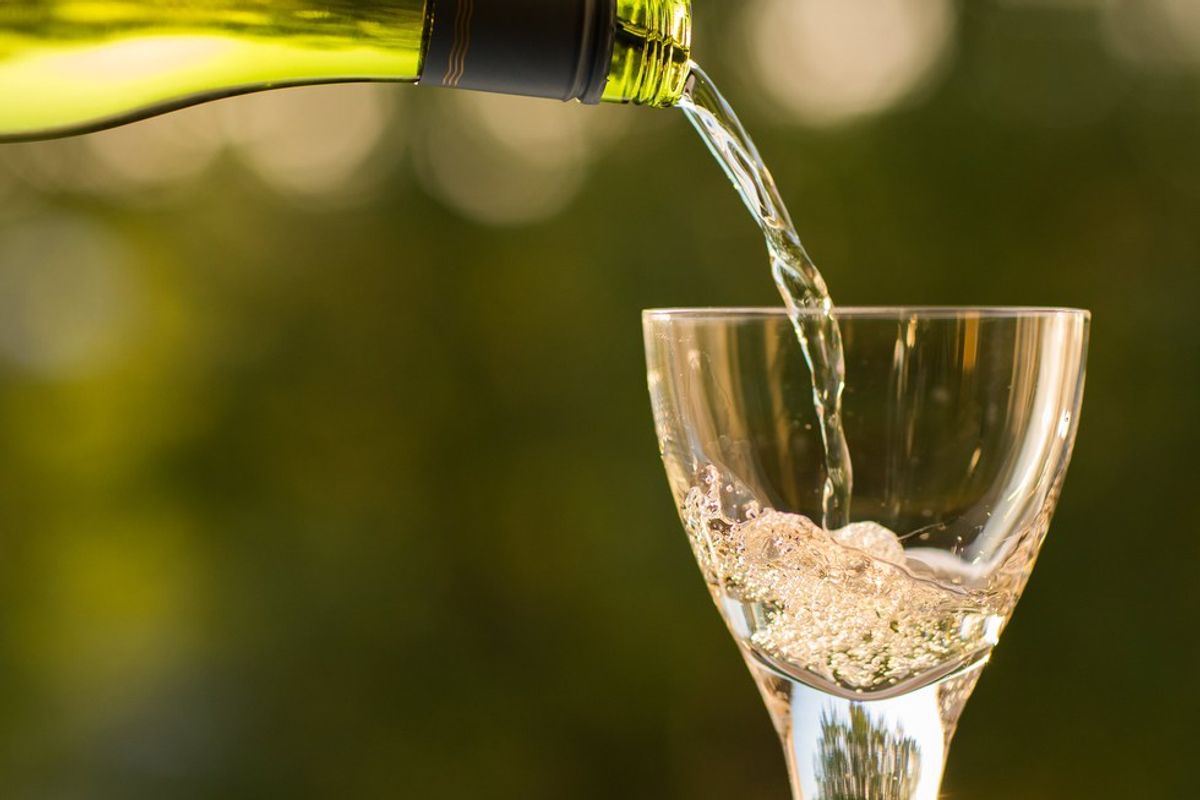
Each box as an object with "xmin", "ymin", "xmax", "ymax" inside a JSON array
[{"xmin": 741, "ymin": 652, "xmax": 986, "ymax": 800}]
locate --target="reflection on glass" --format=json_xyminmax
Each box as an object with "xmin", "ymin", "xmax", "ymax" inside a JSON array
[{"xmin": 814, "ymin": 705, "xmax": 920, "ymax": 800}]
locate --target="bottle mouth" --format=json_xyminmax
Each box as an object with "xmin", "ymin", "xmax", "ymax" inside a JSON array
[{"xmin": 601, "ymin": 0, "xmax": 694, "ymax": 107}]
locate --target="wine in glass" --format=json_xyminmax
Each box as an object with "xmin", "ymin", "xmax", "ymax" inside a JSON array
[{"xmin": 644, "ymin": 307, "xmax": 1089, "ymax": 799}]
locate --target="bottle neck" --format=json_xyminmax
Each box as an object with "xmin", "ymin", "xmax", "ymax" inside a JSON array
[
  {"xmin": 0, "ymin": 0, "xmax": 690, "ymax": 140},
  {"xmin": 420, "ymin": 0, "xmax": 691, "ymax": 107}
]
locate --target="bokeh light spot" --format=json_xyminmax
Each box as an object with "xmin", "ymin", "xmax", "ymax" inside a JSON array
[
  {"xmin": 223, "ymin": 83, "xmax": 394, "ymax": 199},
  {"xmin": 743, "ymin": 0, "xmax": 956, "ymax": 127},
  {"xmin": 0, "ymin": 213, "xmax": 139, "ymax": 377},
  {"xmin": 83, "ymin": 103, "xmax": 226, "ymax": 192},
  {"xmin": 1104, "ymin": 0, "xmax": 1200, "ymax": 69},
  {"xmin": 414, "ymin": 93, "xmax": 627, "ymax": 227}
]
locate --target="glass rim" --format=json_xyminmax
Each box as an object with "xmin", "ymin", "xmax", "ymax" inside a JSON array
[{"xmin": 644, "ymin": 306, "xmax": 1091, "ymax": 322}]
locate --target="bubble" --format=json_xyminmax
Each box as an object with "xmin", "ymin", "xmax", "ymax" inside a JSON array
[
  {"xmin": 742, "ymin": 510, "xmax": 826, "ymax": 569},
  {"xmin": 833, "ymin": 521, "xmax": 907, "ymax": 565}
]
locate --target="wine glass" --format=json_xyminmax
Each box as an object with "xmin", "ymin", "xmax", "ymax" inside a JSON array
[{"xmin": 644, "ymin": 307, "xmax": 1089, "ymax": 799}]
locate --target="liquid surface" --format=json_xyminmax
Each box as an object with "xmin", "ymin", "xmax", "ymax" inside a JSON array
[{"xmin": 678, "ymin": 64, "xmax": 852, "ymax": 529}]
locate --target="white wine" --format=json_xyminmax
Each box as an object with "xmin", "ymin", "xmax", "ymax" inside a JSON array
[
  {"xmin": 0, "ymin": 0, "xmax": 692, "ymax": 139},
  {"xmin": 683, "ymin": 465, "xmax": 1015, "ymax": 696}
]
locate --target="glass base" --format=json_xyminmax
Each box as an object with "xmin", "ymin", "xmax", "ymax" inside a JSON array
[{"xmin": 743, "ymin": 649, "xmax": 988, "ymax": 800}]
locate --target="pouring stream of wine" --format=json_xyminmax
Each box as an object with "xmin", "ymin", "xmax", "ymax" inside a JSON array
[{"xmin": 678, "ymin": 64, "xmax": 853, "ymax": 528}]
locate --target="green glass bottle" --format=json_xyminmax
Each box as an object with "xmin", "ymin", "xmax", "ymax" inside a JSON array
[{"xmin": 0, "ymin": 0, "xmax": 692, "ymax": 140}]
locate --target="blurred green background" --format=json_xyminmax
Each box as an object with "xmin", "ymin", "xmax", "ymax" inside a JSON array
[{"xmin": 1, "ymin": 0, "xmax": 1198, "ymax": 797}]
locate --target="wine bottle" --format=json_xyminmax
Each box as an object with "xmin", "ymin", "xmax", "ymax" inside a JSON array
[{"xmin": 0, "ymin": 0, "xmax": 692, "ymax": 141}]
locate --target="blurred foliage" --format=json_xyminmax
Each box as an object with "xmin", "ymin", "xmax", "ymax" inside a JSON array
[{"xmin": 0, "ymin": 1, "xmax": 1198, "ymax": 798}]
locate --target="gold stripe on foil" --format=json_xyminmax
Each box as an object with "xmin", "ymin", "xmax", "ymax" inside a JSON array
[{"xmin": 443, "ymin": 0, "xmax": 475, "ymax": 87}]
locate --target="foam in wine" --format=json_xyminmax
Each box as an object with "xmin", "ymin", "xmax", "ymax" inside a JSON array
[{"xmin": 683, "ymin": 466, "xmax": 1010, "ymax": 695}]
